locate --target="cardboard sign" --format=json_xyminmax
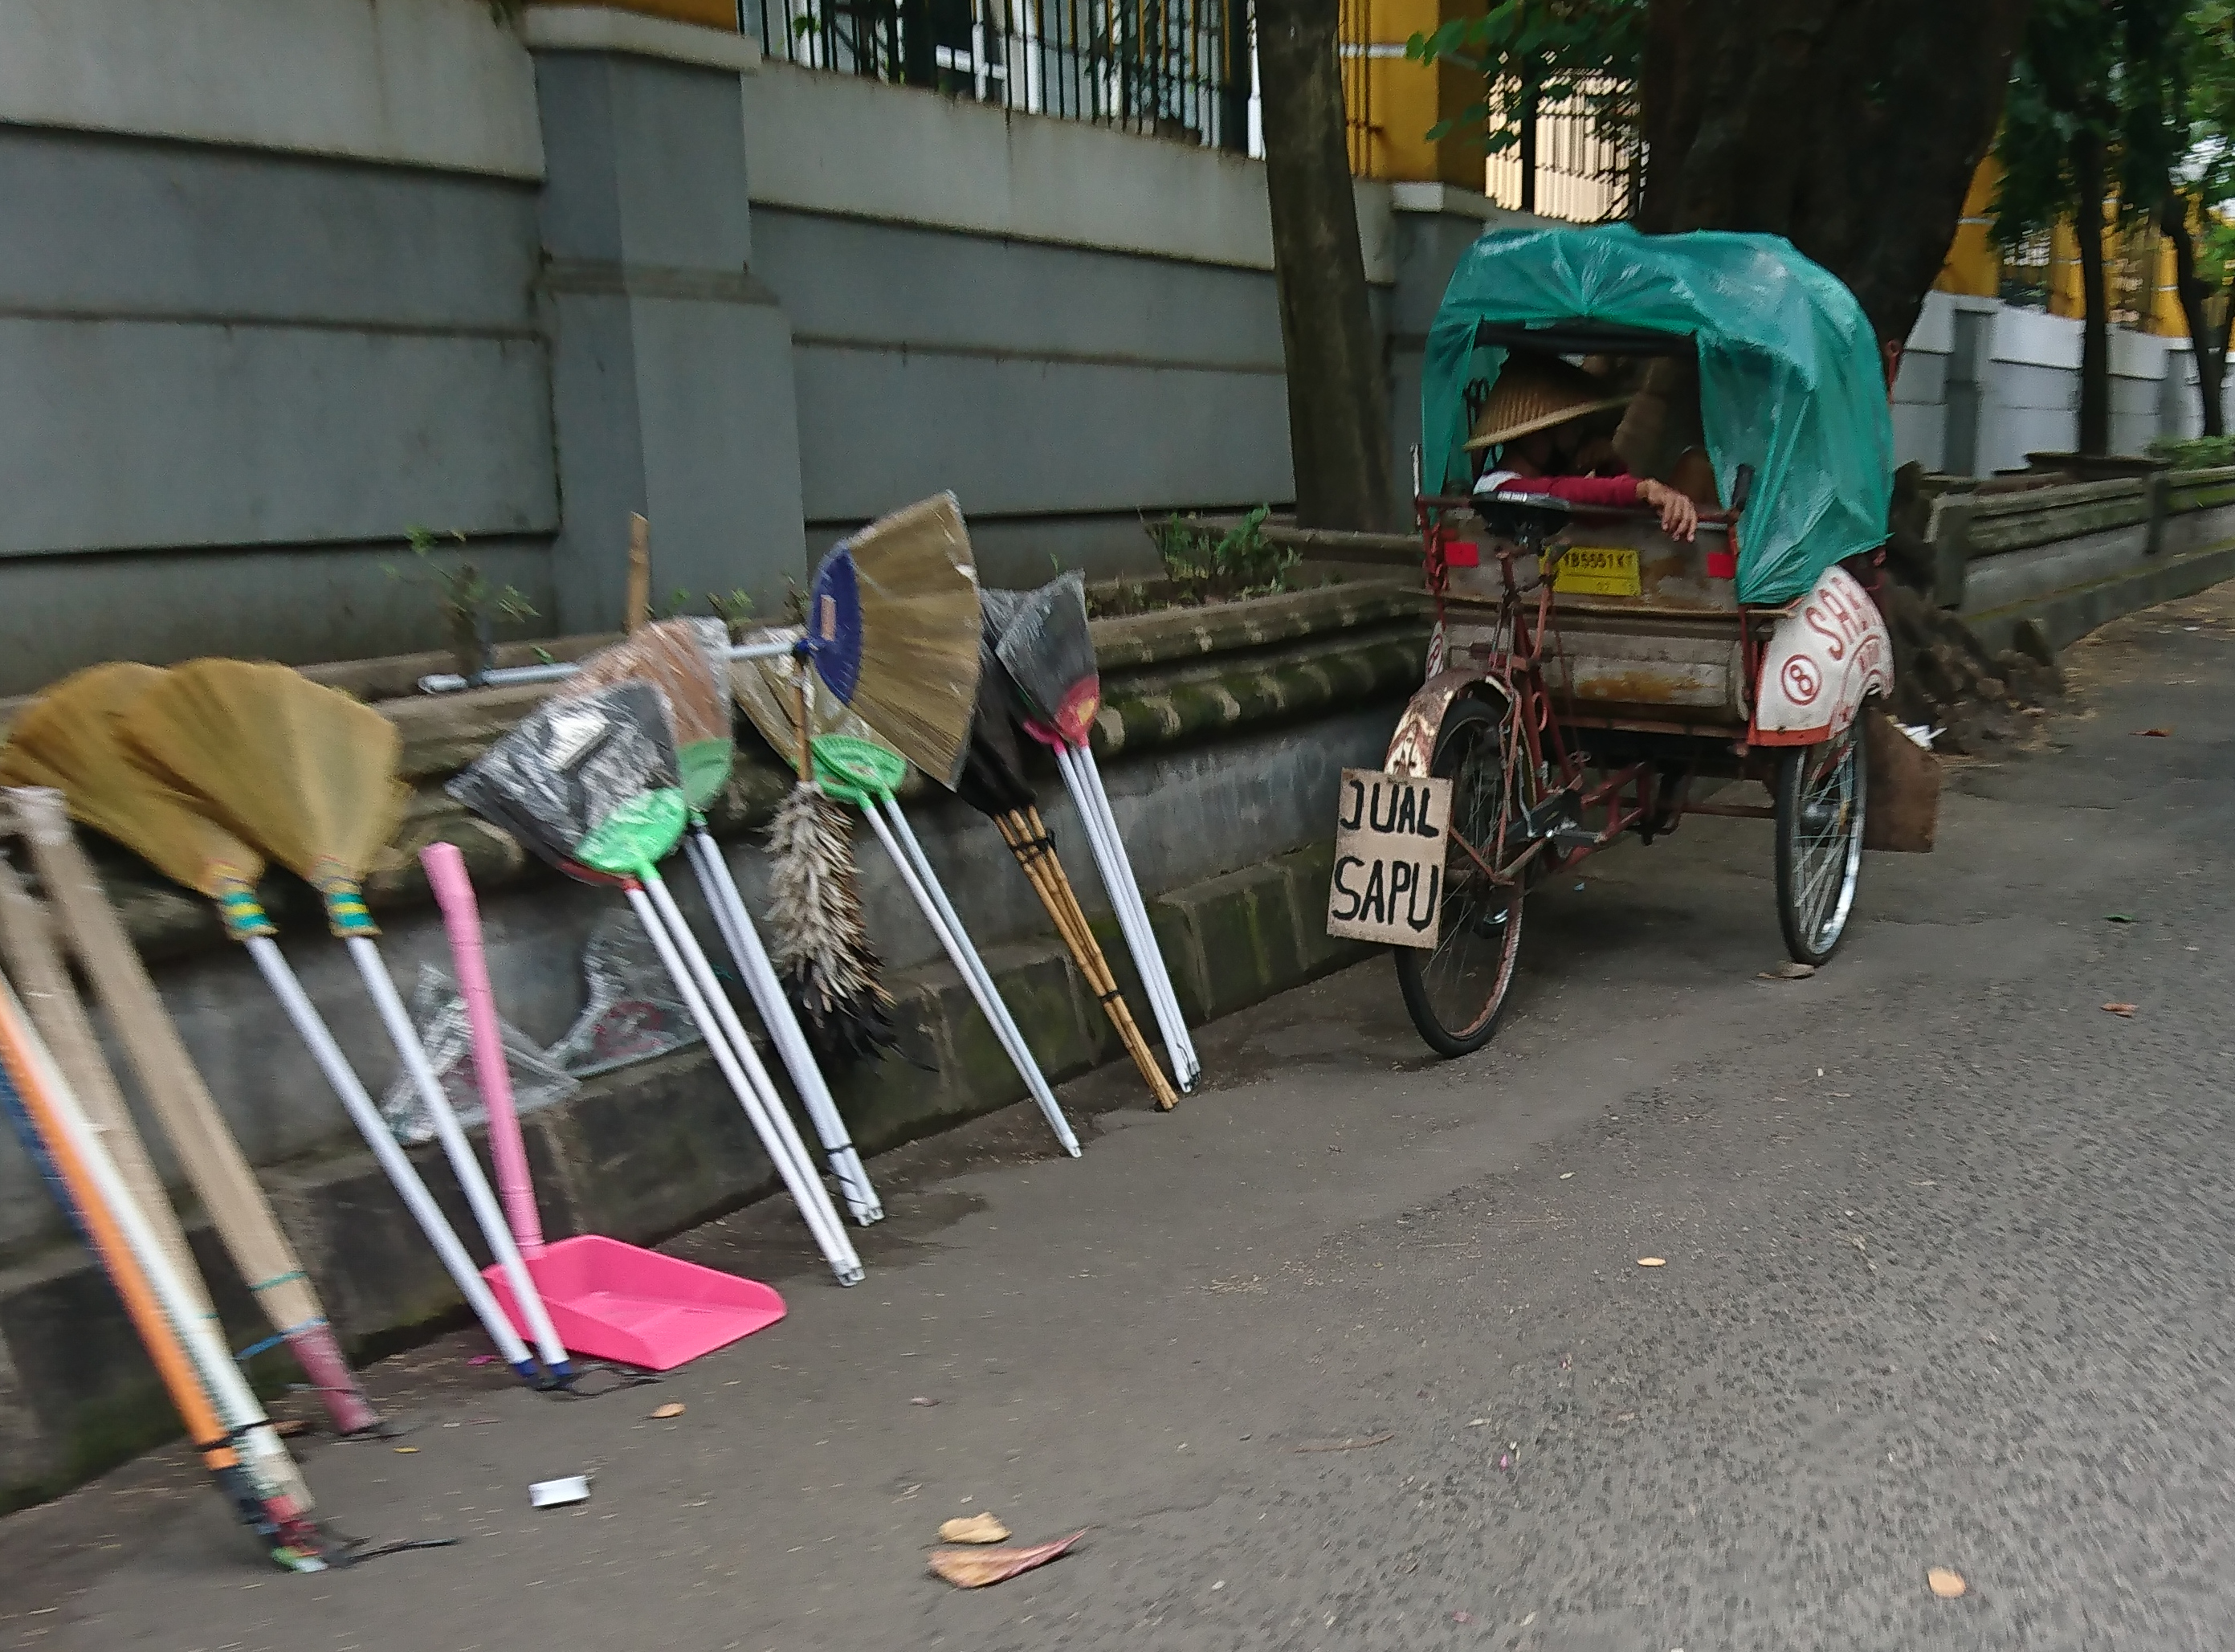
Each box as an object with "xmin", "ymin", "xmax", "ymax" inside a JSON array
[{"xmin": 1326, "ymin": 769, "xmax": 1453, "ymax": 949}]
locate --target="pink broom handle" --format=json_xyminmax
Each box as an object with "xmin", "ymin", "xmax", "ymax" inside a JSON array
[{"xmin": 421, "ymin": 843, "xmax": 544, "ymax": 1257}]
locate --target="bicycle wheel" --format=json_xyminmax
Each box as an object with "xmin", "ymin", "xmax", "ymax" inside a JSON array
[
  {"xmin": 1774, "ymin": 724, "xmax": 1866, "ymax": 965},
  {"xmin": 1393, "ymin": 698, "xmax": 1529, "ymax": 1057}
]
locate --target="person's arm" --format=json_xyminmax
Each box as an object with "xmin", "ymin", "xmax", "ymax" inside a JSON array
[{"xmin": 1483, "ymin": 471, "xmax": 1699, "ymax": 540}]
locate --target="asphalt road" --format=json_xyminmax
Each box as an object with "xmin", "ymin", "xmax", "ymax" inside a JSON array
[{"xmin": 8, "ymin": 588, "xmax": 2235, "ymax": 1652}]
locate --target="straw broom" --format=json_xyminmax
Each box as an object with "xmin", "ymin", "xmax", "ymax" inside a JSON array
[
  {"xmin": 0, "ymin": 663, "xmax": 545, "ymax": 1385},
  {"xmin": 572, "ymin": 618, "xmax": 882, "ymax": 1225},
  {"xmin": 0, "ymin": 675, "xmax": 381, "ymax": 1432},
  {"xmin": 118, "ymin": 661, "xmax": 573, "ymax": 1385}
]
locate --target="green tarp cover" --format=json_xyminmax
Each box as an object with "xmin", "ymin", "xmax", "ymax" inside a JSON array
[{"xmin": 1422, "ymin": 223, "xmax": 1893, "ymax": 605}]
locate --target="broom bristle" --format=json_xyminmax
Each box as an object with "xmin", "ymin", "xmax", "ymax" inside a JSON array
[
  {"xmin": 732, "ymin": 633, "xmax": 889, "ymax": 771},
  {"xmin": 765, "ymin": 784, "xmax": 892, "ymax": 1063},
  {"xmin": 118, "ymin": 662, "xmax": 408, "ymax": 936},
  {"xmin": 810, "ymin": 494, "xmax": 982, "ymax": 788},
  {"xmin": 0, "ymin": 664, "xmax": 271, "ymax": 929},
  {"xmin": 570, "ymin": 620, "xmax": 735, "ymax": 814},
  {"xmin": 950, "ymin": 644, "xmax": 1036, "ymax": 819},
  {"xmin": 992, "ymin": 573, "xmax": 1101, "ymax": 748}
]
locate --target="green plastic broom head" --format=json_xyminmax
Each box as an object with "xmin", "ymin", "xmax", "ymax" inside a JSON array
[{"xmin": 810, "ymin": 735, "xmax": 907, "ymax": 810}]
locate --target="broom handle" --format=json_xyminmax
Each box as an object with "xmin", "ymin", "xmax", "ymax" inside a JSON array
[
  {"xmin": 0, "ymin": 975, "xmax": 318, "ymax": 1549},
  {"xmin": 11, "ymin": 792, "xmax": 378, "ymax": 1438},
  {"xmin": 1074, "ymin": 747, "xmax": 1198, "ymax": 1083},
  {"xmin": 347, "ymin": 936, "xmax": 571, "ymax": 1384},
  {"xmin": 1053, "ymin": 747, "xmax": 1193, "ymax": 1089},
  {"xmin": 628, "ymin": 879, "xmax": 863, "ymax": 1286},
  {"xmin": 997, "ymin": 813, "xmax": 1176, "ymax": 1111},
  {"xmin": 421, "ymin": 845, "xmax": 546, "ymax": 1258},
  {"xmin": 865, "ymin": 799, "xmax": 1079, "ymax": 1156},
  {"xmin": 626, "ymin": 514, "xmax": 652, "ymax": 635},
  {"xmin": 683, "ymin": 829, "xmax": 883, "ymax": 1226},
  {"xmin": 0, "ymin": 855, "xmax": 212, "ymax": 1317},
  {"xmin": 245, "ymin": 936, "xmax": 540, "ymax": 1383},
  {"xmin": 793, "ymin": 672, "xmax": 814, "ymax": 781},
  {"xmin": 1076, "ymin": 744, "xmax": 1200, "ymax": 1080}
]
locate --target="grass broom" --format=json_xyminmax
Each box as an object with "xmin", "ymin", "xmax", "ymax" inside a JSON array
[
  {"xmin": 449, "ymin": 679, "xmax": 864, "ymax": 1286},
  {"xmin": 0, "ymin": 970, "xmax": 328, "ymax": 1571},
  {"xmin": 733, "ymin": 654, "xmax": 1079, "ymax": 1154},
  {"xmin": 0, "ymin": 677, "xmax": 385, "ymax": 1430},
  {"xmin": 570, "ymin": 620, "xmax": 881, "ymax": 1223},
  {"xmin": 116, "ymin": 661, "xmax": 573, "ymax": 1385},
  {"xmin": 949, "ymin": 647, "xmax": 1177, "ymax": 1110},
  {"xmin": 990, "ymin": 574, "xmax": 1200, "ymax": 1090}
]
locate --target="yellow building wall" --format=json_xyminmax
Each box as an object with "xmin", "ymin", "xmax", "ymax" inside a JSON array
[{"xmin": 1352, "ymin": 0, "xmax": 1490, "ymax": 188}]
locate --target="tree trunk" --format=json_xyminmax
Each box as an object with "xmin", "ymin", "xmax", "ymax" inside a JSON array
[
  {"xmin": 1518, "ymin": 82, "xmax": 1540, "ymax": 215},
  {"xmin": 2163, "ymin": 197, "xmax": 2227, "ymax": 439},
  {"xmin": 2073, "ymin": 135, "xmax": 2109, "ymax": 456},
  {"xmin": 1639, "ymin": 0, "xmax": 2033, "ymax": 349},
  {"xmin": 1258, "ymin": 0, "xmax": 1393, "ymax": 529}
]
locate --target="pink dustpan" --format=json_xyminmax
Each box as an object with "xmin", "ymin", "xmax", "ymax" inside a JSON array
[
  {"xmin": 424, "ymin": 844, "xmax": 785, "ymax": 1375},
  {"xmin": 483, "ymin": 1238, "xmax": 783, "ymax": 1372}
]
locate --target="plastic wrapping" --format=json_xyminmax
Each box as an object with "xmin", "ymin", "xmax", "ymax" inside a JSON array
[
  {"xmin": 569, "ymin": 619, "xmax": 734, "ymax": 814},
  {"xmin": 447, "ymin": 680, "xmax": 683, "ymax": 873},
  {"xmin": 546, "ymin": 910, "xmax": 706, "ymax": 1078},
  {"xmin": 990, "ymin": 573, "xmax": 1100, "ymax": 749},
  {"xmin": 379, "ymin": 963, "xmax": 579, "ymax": 1144},
  {"xmin": 1420, "ymin": 223, "xmax": 1894, "ymax": 606},
  {"xmin": 801, "ymin": 492, "xmax": 982, "ymax": 787}
]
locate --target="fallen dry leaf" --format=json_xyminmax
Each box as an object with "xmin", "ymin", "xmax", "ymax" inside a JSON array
[
  {"xmin": 1760, "ymin": 961, "xmax": 1817, "ymax": 981},
  {"xmin": 1289, "ymin": 1431, "xmax": 1396, "ymax": 1454},
  {"xmin": 2135, "ymin": 728, "xmax": 2173, "ymax": 737},
  {"xmin": 928, "ymin": 1530, "xmax": 1085, "ymax": 1588},
  {"xmin": 271, "ymin": 1419, "xmax": 312, "ymax": 1440},
  {"xmin": 2102, "ymin": 1002, "xmax": 2138, "ymax": 1017},
  {"xmin": 937, "ymin": 1512, "xmax": 1011, "ymax": 1544},
  {"xmin": 649, "ymin": 1402, "xmax": 685, "ymax": 1420},
  {"xmin": 908, "ymin": 1396, "xmax": 939, "ymax": 1407},
  {"xmin": 1638, "ymin": 1257, "xmax": 1667, "ymax": 1267},
  {"xmin": 1927, "ymin": 1567, "xmax": 1967, "ymax": 1599}
]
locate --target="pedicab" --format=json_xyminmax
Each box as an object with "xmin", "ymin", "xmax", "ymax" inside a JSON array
[{"xmin": 1327, "ymin": 224, "xmax": 1919, "ymax": 1057}]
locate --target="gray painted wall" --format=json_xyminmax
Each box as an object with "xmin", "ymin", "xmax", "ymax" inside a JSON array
[{"xmin": 0, "ymin": 126, "xmax": 557, "ymax": 694}]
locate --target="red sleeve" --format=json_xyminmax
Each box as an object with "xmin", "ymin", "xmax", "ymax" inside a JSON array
[{"xmin": 1496, "ymin": 474, "xmax": 1642, "ymax": 509}]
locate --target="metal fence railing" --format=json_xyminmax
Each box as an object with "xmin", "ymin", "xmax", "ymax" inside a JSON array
[{"xmin": 758, "ymin": 0, "xmax": 1251, "ymax": 153}]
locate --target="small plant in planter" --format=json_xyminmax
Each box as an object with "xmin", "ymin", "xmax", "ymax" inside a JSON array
[
  {"xmin": 391, "ymin": 527, "xmax": 537, "ymax": 683},
  {"xmin": 1147, "ymin": 505, "xmax": 1302, "ymax": 604}
]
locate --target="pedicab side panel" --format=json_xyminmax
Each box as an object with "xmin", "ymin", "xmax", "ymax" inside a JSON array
[{"xmin": 1748, "ymin": 565, "xmax": 1893, "ymax": 747}]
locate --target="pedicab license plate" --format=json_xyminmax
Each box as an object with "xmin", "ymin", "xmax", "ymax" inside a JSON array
[
  {"xmin": 1549, "ymin": 546, "xmax": 1640, "ymax": 597},
  {"xmin": 1326, "ymin": 769, "xmax": 1452, "ymax": 950}
]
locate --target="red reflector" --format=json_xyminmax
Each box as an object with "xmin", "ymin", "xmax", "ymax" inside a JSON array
[
  {"xmin": 1705, "ymin": 550, "xmax": 1736, "ymax": 580},
  {"xmin": 1444, "ymin": 540, "xmax": 1481, "ymax": 568}
]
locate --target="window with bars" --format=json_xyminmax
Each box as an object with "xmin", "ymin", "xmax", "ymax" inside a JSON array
[{"xmin": 758, "ymin": 0, "xmax": 1252, "ymax": 153}]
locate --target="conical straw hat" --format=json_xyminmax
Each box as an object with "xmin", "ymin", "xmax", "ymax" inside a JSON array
[{"xmin": 1463, "ymin": 353, "xmax": 1630, "ymax": 451}]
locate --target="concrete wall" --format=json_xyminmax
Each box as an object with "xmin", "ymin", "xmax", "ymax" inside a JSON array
[
  {"xmin": 0, "ymin": 0, "xmax": 557, "ymax": 695},
  {"xmin": 1895, "ymin": 290, "xmax": 2235, "ymax": 476},
  {"xmin": 744, "ymin": 63, "xmax": 1402, "ymax": 581}
]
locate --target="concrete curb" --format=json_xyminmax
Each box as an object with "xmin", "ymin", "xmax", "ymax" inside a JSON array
[
  {"xmin": 0, "ymin": 839, "xmax": 1369, "ymax": 1511},
  {"xmin": 1963, "ymin": 536, "xmax": 2235, "ymax": 655}
]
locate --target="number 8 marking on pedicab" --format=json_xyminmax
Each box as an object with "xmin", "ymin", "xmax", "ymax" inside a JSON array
[{"xmin": 1782, "ymin": 655, "xmax": 1821, "ymax": 706}]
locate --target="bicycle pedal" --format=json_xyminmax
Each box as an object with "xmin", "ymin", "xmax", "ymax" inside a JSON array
[{"xmin": 1520, "ymin": 792, "xmax": 1584, "ymax": 842}]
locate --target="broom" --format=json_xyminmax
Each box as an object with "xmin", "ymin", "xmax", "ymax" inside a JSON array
[
  {"xmin": 947, "ymin": 651, "xmax": 1177, "ymax": 1111},
  {"xmin": 0, "ymin": 679, "xmax": 385, "ymax": 1430},
  {"xmin": 449, "ymin": 679, "xmax": 864, "ymax": 1287},
  {"xmin": 116, "ymin": 661, "xmax": 574, "ymax": 1386},
  {"xmin": 992, "ymin": 575, "xmax": 1200, "ymax": 1090},
  {"xmin": 771, "ymin": 494, "xmax": 985, "ymax": 1059},
  {"xmin": 0, "ymin": 971, "xmax": 329, "ymax": 1571},
  {"xmin": 570, "ymin": 621, "xmax": 879, "ymax": 1224},
  {"xmin": 733, "ymin": 653, "xmax": 1079, "ymax": 1155}
]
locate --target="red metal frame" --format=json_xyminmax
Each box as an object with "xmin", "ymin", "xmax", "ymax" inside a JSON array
[{"xmin": 1413, "ymin": 492, "xmax": 1770, "ymax": 883}]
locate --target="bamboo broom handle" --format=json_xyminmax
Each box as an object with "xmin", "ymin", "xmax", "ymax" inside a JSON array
[
  {"xmin": 998, "ymin": 812, "xmax": 1177, "ymax": 1110},
  {"xmin": 625, "ymin": 514, "xmax": 651, "ymax": 635},
  {"xmin": 0, "ymin": 855, "xmax": 211, "ymax": 1310}
]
